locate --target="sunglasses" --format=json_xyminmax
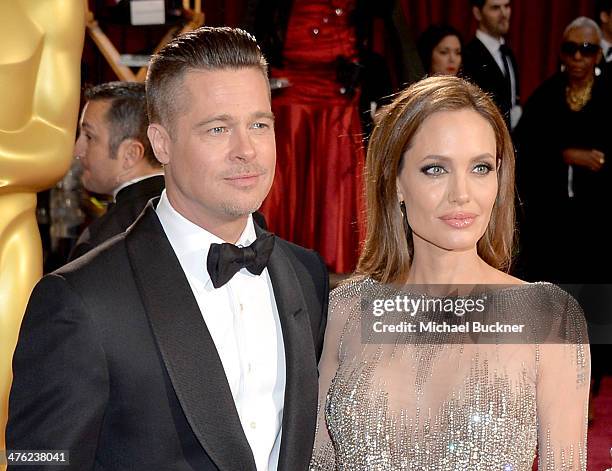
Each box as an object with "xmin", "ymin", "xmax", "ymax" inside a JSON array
[{"xmin": 560, "ymin": 41, "xmax": 600, "ymax": 57}]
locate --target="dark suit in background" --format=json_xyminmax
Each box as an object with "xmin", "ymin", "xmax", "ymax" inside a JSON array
[
  {"xmin": 462, "ymin": 36, "xmax": 520, "ymax": 124},
  {"xmin": 68, "ymin": 174, "xmax": 165, "ymax": 260},
  {"xmin": 69, "ymin": 175, "xmax": 268, "ymax": 261},
  {"xmin": 7, "ymin": 202, "xmax": 328, "ymax": 470}
]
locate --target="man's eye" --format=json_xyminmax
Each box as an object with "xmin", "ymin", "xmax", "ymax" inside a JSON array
[
  {"xmin": 252, "ymin": 122, "xmax": 270, "ymax": 130},
  {"xmin": 209, "ymin": 127, "xmax": 227, "ymax": 135}
]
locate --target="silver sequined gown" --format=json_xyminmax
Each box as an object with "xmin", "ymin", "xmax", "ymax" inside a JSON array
[{"xmin": 310, "ymin": 279, "xmax": 590, "ymax": 470}]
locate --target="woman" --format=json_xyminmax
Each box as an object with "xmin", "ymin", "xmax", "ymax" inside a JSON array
[
  {"xmin": 515, "ymin": 17, "xmax": 611, "ymax": 284},
  {"xmin": 252, "ymin": 0, "xmax": 368, "ymax": 274},
  {"xmin": 515, "ymin": 16, "xmax": 611, "ymax": 428},
  {"xmin": 417, "ymin": 24, "xmax": 463, "ymax": 76},
  {"xmin": 309, "ymin": 76, "xmax": 590, "ymax": 470}
]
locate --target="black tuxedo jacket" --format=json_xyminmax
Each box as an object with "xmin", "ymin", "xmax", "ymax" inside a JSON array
[
  {"xmin": 462, "ymin": 37, "xmax": 520, "ymax": 121},
  {"xmin": 69, "ymin": 175, "xmax": 165, "ymax": 261},
  {"xmin": 7, "ymin": 201, "xmax": 329, "ymax": 471}
]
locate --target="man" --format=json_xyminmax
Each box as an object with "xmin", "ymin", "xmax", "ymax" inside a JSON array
[
  {"xmin": 597, "ymin": 0, "xmax": 612, "ymax": 62},
  {"xmin": 7, "ymin": 27, "xmax": 328, "ymax": 471},
  {"xmin": 69, "ymin": 82, "xmax": 164, "ymax": 260},
  {"xmin": 462, "ymin": 0, "xmax": 521, "ymax": 129}
]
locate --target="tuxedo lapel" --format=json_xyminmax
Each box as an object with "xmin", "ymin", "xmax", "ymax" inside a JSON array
[
  {"xmin": 126, "ymin": 202, "xmax": 256, "ymax": 471},
  {"xmin": 259, "ymin": 227, "xmax": 319, "ymax": 470},
  {"xmin": 474, "ymin": 38, "xmax": 506, "ymax": 83}
]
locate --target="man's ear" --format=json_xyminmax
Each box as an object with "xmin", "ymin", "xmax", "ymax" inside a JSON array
[
  {"xmin": 600, "ymin": 10, "xmax": 610, "ymax": 26},
  {"xmin": 472, "ymin": 5, "xmax": 482, "ymax": 22},
  {"xmin": 147, "ymin": 123, "xmax": 172, "ymax": 166},
  {"xmin": 117, "ymin": 138, "xmax": 145, "ymax": 169}
]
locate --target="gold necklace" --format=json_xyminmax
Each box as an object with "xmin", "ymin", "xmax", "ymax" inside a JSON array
[{"xmin": 565, "ymin": 77, "xmax": 594, "ymax": 111}]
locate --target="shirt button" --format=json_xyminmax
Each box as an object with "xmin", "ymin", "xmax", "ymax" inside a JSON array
[
  {"xmin": 248, "ymin": 363, "xmax": 252, "ymax": 373},
  {"xmin": 250, "ymin": 421, "xmax": 257, "ymax": 429},
  {"xmin": 239, "ymin": 303, "xmax": 244, "ymax": 312}
]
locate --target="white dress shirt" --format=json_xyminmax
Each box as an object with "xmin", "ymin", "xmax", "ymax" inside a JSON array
[
  {"xmin": 476, "ymin": 29, "xmax": 522, "ymax": 128},
  {"xmin": 156, "ymin": 190, "xmax": 286, "ymax": 471},
  {"xmin": 601, "ymin": 38, "xmax": 612, "ymax": 62}
]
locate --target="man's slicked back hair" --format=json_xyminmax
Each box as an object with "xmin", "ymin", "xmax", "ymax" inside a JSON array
[
  {"xmin": 470, "ymin": 0, "xmax": 487, "ymax": 9},
  {"xmin": 146, "ymin": 26, "xmax": 269, "ymax": 135},
  {"xmin": 84, "ymin": 81, "xmax": 158, "ymax": 167}
]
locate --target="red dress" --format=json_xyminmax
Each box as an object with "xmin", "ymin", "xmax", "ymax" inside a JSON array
[{"xmin": 260, "ymin": 0, "xmax": 365, "ymax": 273}]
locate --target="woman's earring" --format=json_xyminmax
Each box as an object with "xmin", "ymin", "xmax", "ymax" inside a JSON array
[
  {"xmin": 595, "ymin": 66, "xmax": 602, "ymax": 77},
  {"xmin": 399, "ymin": 200, "xmax": 411, "ymax": 240},
  {"xmin": 399, "ymin": 200, "xmax": 408, "ymax": 224},
  {"xmin": 560, "ymin": 64, "xmax": 566, "ymax": 72}
]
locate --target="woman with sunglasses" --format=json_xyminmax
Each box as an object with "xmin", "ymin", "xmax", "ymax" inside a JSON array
[
  {"xmin": 515, "ymin": 18, "xmax": 611, "ymax": 428},
  {"xmin": 515, "ymin": 17, "xmax": 611, "ymax": 286}
]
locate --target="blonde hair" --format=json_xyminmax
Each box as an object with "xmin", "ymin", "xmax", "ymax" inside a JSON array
[{"xmin": 356, "ymin": 76, "xmax": 516, "ymax": 284}]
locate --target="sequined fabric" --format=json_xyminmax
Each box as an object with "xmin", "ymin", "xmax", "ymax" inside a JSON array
[{"xmin": 310, "ymin": 279, "xmax": 590, "ymax": 470}]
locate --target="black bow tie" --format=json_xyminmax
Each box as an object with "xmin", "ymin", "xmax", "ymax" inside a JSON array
[{"xmin": 206, "ymin": 232, "xmax": 275, "ymax": 289}]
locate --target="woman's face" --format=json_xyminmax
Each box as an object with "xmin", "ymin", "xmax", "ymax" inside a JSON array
[
  {"xmin": 561, "ymin": 27, "xmax": 602, "ymax": 83},
  {"xmin": 397, "ymin": 109, "xmax": 498, "ymax": 254},
  {"xmin": 430, "ymin": 35, "xmax": 462, "ymax": 76}
]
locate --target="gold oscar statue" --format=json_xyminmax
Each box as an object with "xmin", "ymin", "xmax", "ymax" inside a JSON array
[{"xmin": 0, "ymin": 1, "xmax": 84, "ymax": 464}]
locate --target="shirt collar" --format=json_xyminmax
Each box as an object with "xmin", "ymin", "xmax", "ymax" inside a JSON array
[
  {"xmin": 476, "ymin": 29, "xmax": 505, "ymax": 56},
  {"xmin": 112, "ymin": 172, "xmax": 164, "ymax": 200},
  {"xmin": 155, "ymin": 190, "xmax": 256, "ymax": 286},
  {"xmin": 602, "ymin": 38, "xmax": 612, "ymax": 57}
]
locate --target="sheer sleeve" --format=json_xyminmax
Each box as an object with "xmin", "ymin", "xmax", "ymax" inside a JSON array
[
  {"xmin": 536, "ymin": 289, "xmax": 590, "ymax": 470},
  {"xmin": 309, "ymin": 284, "xmax": 358, "ymax": 470}
]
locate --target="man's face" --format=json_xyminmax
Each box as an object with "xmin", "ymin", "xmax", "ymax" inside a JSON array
[
  {"xmin": 155, "ymin": 67, "xmax": 275, "ymax": 229},
  {"xmin": 475, "ymin": 0, "xmax": 511, "ymax": 38},
  {"xmin": 74, "ymin": 100, "xmax": 124, "ymax": 194},
  {"xmin": 600, "ymin": 9, "xmax": 612, "ymax": 39}
]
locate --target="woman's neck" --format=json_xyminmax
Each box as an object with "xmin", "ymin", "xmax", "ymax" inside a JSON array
[
  {"xmin": 568, "ymin": 73, "xmax": 594, "ymax": 90},
  {"xmin": 407, "ymin": 246, "xmax": 492, "ymax": 285}
]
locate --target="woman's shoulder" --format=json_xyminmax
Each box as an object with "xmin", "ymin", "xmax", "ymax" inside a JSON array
[
  {"xmin": 523, "ymin": 73, "xmax": 565, "ymax": 108},
  {"xmin": 492, "ymin": 278, "xmax": 577, "ymax": 306},
  {"xmin": 330, "ymin": 275, "xmax": 377, "ymax": 299}
]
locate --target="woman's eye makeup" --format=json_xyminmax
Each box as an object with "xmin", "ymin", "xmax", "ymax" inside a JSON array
[
  {"xmin": 420, "ymin": 164, "xmax": 447, "ymax": 176},
  {"xmin": 419, "ymin": 162, "xmax": 495, "ymax": 176},
  {"xmin": 473, "ymin": 162, "xmax": 495, "ymax": 174}
]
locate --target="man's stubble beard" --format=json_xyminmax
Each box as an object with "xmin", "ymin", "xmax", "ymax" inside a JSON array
[{"xmin": 220, "ymin": 198, "xmax": 264, "ymax": 218}]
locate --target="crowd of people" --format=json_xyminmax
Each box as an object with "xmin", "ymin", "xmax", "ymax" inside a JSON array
[{"xmin": 6, "ymin": 0, "xmax": 612, "ymax": 469}]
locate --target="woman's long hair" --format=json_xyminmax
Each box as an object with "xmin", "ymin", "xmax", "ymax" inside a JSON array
[{"xmin": 356, "ymin": 76, "xmax": 516, "ymax": 284}]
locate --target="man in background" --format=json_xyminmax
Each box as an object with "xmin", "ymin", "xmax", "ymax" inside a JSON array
[
  {"xmin": 462, "ymin": 0, "xmax": 521, "ymax": 129},
  {"xmin": 597, "ymin": 0, "xmax": 612, "ymax": 62},
  {"xmin": 69, "ymin": 81, "xmax": 164, "ymax": 260}
]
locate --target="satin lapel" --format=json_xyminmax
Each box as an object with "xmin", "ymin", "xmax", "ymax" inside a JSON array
[
  {"xmin": 261, "ymin": 231, "xmax": 319, "ymax": 471},
  {"xmin": 472, "ymin": 38, "xmax": 506, "ymax": 83},
  {"xmin": 126, "ymin": 202, "xmax": 256, "ymax": 471}
]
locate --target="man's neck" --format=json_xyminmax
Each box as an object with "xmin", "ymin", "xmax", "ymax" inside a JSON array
[{"xmin": 478, "ymin": 27, "xmax": 503, "ymax": 42}]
